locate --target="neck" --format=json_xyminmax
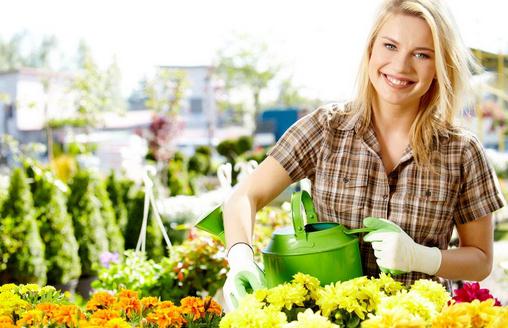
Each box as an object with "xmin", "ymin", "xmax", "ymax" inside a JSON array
[{"xmin": 371, "ymin": 98, "xmax": 419, "ymax": 137}]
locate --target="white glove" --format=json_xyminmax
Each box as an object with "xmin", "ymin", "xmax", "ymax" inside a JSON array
[
  {"xmin": 363, "ymin": 217, "xmax": 442, "ymax": 276},
  {"xmin": 223, "ymin": 243, "xmax": 266, "ymax": 311}
]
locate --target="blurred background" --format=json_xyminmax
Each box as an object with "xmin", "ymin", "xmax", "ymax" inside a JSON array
[{"xmin": 0, "ymin": 0, "xmax": 508, "ymax": 305}]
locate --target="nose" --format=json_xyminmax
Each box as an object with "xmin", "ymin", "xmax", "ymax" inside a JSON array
[{"xmin": 392, "ymin": 52, "xmax": 413, "ymax": 73}]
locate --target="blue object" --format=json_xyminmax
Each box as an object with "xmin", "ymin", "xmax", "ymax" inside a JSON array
[{"xmin": 259, "ymin": 107, "xmax": 299, "ymax": 141}]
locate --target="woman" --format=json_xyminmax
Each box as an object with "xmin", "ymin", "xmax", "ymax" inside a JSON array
[{"xmin": 222, "ymin": 0, "xmax": 505, "ymax": 309}]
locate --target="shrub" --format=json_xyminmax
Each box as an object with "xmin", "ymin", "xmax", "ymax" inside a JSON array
[
  {"xmin": 0, "ymin": 168, "xmax": 46, "ymax": 285},
  {"xmin": 67, "ymin": 170, "xmax": 109, "ymax": 276},
  {"xmin": 106, "ymin": 171, "xmax": 130, "ymax": 233},
  {"xmin": 27, "ymin": 165, "xmax": 81, "ymax": 285},
  {"xmin": 94, "ymin": 176, "xmax": 124, "ymax": 254}
]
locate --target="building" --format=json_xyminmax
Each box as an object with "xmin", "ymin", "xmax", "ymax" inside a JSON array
[{"xmin": 0, "ymin": 68, "xmax": 75, "ymax": 144}]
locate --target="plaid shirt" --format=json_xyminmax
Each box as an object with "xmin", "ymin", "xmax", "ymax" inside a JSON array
[{"xmin": 268, "ymin": 102, "xmax": 505, "ymax": 287}]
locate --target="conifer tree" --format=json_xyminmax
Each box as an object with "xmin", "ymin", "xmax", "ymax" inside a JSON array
[
  {"xmin": 67, "ymin": 170, "xmax": 109, "ymax": 276},
  {"xmin": 28, "ymin": 165, "xmax": 81, "ymax": 285},
  {"xmin": 0, "ymin": 168, "xmax": 47, "ymax": 284}
]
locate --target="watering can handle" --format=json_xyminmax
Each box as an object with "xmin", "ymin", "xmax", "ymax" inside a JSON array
[{"xmin": 291, "ymin": 191, "xmax": 318, "ymax": 240}]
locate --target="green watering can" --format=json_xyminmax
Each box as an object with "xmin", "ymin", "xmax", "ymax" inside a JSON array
[{"xmin": 195, "ymin": 191, "xmax": 396, "ymax": 288}]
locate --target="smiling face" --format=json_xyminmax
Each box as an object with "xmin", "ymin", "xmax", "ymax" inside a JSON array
[{"xmin": 368, "ymin": 13, "xmax": 436, "ymax": 111}]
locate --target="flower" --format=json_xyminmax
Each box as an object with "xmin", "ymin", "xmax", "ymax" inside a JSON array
[
  {"xmin": 362, "ymin": 308, "xmax": 426, "ymax": 328},
  {"xmin": 452, "ymin": 282, "xmax": 501, "ymax": 306},
  {"xmin": 146, "ymin": 306, "xmax": 184, "ymax": 328},
  {"xmin": 283, "ymin": 309, "xmax": 338, "ymax": 328},
  {"xmin": 292, "ymin": 273, "xmax": 321, "ymax": 300},
  {"xmin": 432, "ymin": 299, "xmax": 501, "ymax": 327},
  {"xmin": 180, "ymin": 296, "xmax": 205, "ymax": 320},
  {"xmin": 86, "ymin": 291, "xmax": 116, "ymax": 311},
  {"xmin": 89, "ymin": 309, "xmax": 121, "ymax": 325},
  {"xmin": 104, "ymin": 317, "xmax": 130, "ymax": 328},
  {"xmin": 219, "ymin": 295, "xmax": 287, "ymax": 328},
  {"xmin": 52, "ymin": 304, "xmax": 84, "ymax": 326},
  {"xmin": 140, "ymin": 296, "xmax": 159, "ymax": 311},
  {"xmin": 266, "ymin": 283, "xmax": 306, "ymax": 311},
  {"xmin": 203, "ymin": 296, "xmax": 223, "ymax": 317},
  {"xmin": 115, "ymin": 296, "xmax": 141, "ymax": 318},
  {"xmin": 99, "ymin": 252, "xmax": 120, "ymax": 268},
  {"xmin": 16, "ymin": 309, "xmax": 43, "ymax": 327}
]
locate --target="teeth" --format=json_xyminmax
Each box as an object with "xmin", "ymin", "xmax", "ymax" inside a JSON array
[{"xmin": 385, "ymin": 74, "xmax": 409, "ymax": 86}]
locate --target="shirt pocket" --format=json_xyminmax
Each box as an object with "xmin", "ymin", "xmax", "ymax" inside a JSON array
[
  {"xmin": 402, "ymin": 184, "xmax": 455, "ymax": 244},
  {"xmin": 333, "ymin": 172, "xmax": 369, "ymax": 226}
]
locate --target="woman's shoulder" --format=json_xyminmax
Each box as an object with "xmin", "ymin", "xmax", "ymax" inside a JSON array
[
  {"xmin": 306, "ymin": 101, "xmax": 359, "ymax": 130},
  {"xmin": 442, "ymin": 126, "xmax": 488, "ymax": 160}
]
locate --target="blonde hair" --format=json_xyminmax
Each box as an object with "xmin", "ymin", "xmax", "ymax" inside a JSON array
[{"xmin": 352, "ymin": 0, "xmax": 480, "ymax": 166}]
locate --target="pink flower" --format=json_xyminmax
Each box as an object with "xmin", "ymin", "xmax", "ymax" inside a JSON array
[{"xmin": 452, "ymin": 282, "xmax": 501, "ymax": 306}]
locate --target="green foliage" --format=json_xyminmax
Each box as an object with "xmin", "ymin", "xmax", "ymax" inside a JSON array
[
  {"xmin": 26, "ymin": 165, "xmax": 81, "ymax": 285},
  {"xmin": 188, "ymin": 153, "xmax": 210, "ymax": 176},
  {"xmin": 144, "ymin": 68, "xmax": 188, "ymax": 115},
  {"xmin": 243, "ymin": 147, "xmax": 268, "ymax": 164},
  {"xmin": 0, "ymin": 168, "xmax": 47, "ymax": 285},
  {"xmin": 0, "ymin": 32, "xmax": 58, "ymax": 71},
  {"xmin": 167, "ymin": 159, "xmax": 193, "ymax": 196},
  {"xmin": 235, "ymin": 135, "xmax": 253, "ymax": 155},
  {"xmin": 216, "ymin": 139, "xmax": 237, "ymax": 162},
  {"xmin": 106, "ymin": 171, "xmax": 130, "ymax": 233},
  {"xmin": 92, "ymin": 235, "xmax": 227, "ymax": 302},
  {"xmin": 47, "ymin": 117, "xmax": 92, "ymax": 129},
  {"xmin": 70, "ymin": 41, "xmax": 126, "ymax": 127},
  {"xmin": 94, "ymin": 176, "xmax": 124, "ymax": 254},
  {"xmin": 67, "ymin": 170, "xmax": 109, "ymax": 276},
  {"xmin": 92, "ymin": 250, "xmax": 160, "ymax": 296},
  {"xmin": 124, "ymin": 187, "xmax": 164, "ymax": 260},
  {"xmin": 215, "ymin": 33, "xmax": 280, "ymax": 116},
  {"xmin": 195, "ymin": 145, "xmax": 212, "ymax": 157}
]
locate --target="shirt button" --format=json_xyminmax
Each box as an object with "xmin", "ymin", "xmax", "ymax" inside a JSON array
[
  {"xmin": 382, "ymin": 194, "xmax": 388, "ymax": 200},
  {"xmin": 343, "ymin": 177, "xmax": 350, "ymax": 184}
]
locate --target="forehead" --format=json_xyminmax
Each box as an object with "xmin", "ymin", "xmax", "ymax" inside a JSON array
[{"xmin": 377, "ymin": 13, "xmax": 434, "ymax": 49}]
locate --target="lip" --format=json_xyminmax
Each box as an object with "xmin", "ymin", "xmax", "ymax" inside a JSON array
[{"xmin": 381, "ymin": 73, "xmax": 415, "ymax": 89}]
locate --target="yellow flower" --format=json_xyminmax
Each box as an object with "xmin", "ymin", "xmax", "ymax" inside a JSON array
[
  {"xmin": 410, "ymin": 279, "xmax": 450, "ymax": 312},
  {"xmin": 376, "ymin": 291, "xmax": 437, "ymax": 325},
  {"xmin": 488, "ymin": 306, "xmax": 508, "ymax": 328},
  {"xmin": 0, "ymin": 284, "xmax": 17, "ymax": 293},
  {"xmin": 362, "ymin": 308, "xmax": 426, "ymax": 328},
  {"xmin": 0, "ymin": 292, "xmax": 29, "ymax": 316},
  {"xmin": 220, "ymin": 295, "xmax": 287, "ymax": 328},
  {"xmin": 40, "ymin": 286, "xmax": 56, "ymax": 294},
  {"xmin": 316, "ymin": 277, "xmax": 380, "ymax": 320},
  {"xmin": 105, "ymin": 318, "xmax": 131, "ymax": 328},
  {"xmin": 284, "ymin": 309, "xmax": 338, "ymax": 328},
  {"xmin": 373, "ymin": 273, "xmax": 404, "ymax": 296},
  {"xmin": 266, "ymin": 283, "xmax": 306, "ymax": 311},
  {"xmin": 18, "ymin": 284, "xmax": 40, "ymax": 294},
  {"xmin": 291, "ymin": 273, "xmax": 321, "ymax": 300}
]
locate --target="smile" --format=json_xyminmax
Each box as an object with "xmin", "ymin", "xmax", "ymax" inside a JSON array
[{"xmin": 382, "ymin": 73, "xmax": 415, "ymax": 89}]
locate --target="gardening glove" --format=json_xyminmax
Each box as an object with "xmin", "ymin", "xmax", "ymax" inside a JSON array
[
  {"xmin": 223, "ymin": 243, "xmax": 266, "ymax": 311},
  {"xmin": 363, "ymin": 217, "xmax": 442, "ymax": 276}
]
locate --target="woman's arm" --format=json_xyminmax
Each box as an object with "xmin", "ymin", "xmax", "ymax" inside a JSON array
[
  {"xmin": 436, "ymin": 214, "xmax": 494, "ymax": 281},
  {"xmin": 223, "ymin": 155, "xmax": 293, "ymax": 252}
]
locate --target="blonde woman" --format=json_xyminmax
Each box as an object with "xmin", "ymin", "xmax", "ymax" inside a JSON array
[{"xmin": 222, "ymin": 0, "xmax": 505, "ymax": 309}]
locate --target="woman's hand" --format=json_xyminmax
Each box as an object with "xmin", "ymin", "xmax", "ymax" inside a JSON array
[{"xmin": 363, "ymin": 217, "xmax": 442, "ymax": 275}]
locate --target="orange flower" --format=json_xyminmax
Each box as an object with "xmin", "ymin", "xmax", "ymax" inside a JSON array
[
  {"xmin": 115, "ymin": 297, "xmax": 141, "ymax": 318},
  {"xmin": 146, "ymin": 307, "xmax": 184, "ymax": 328},
  {"xmin": 53, "ymin": 304, "xmax": 84, "ymax": 326},
  {"xmin": 179, "ymin": 296, "xmax": 205, "ymax": 320},
  {"xmin": 0, "ymin": 316, "xmax": 15, "ymax": 328},
  {"xmin": 157, "ymin": 301, "xmax": 175, "ymax": 309},
  {"xmin": 90, "ymin": 309, "xmax": 121, "ymax": 325},
  {"xmin": 117, "ymin": 289, "xmax": 138, "ymax": 299},
  {"xmin": 204, "ymin": 296, "xmax": 222, "ymax": 317},
  {"xmin": 87, "ymin": 292, "xmax": 116, "ymax": 311},
  {"xmin": 141, "ymin": 296, "xmax": 159, "ymax": 311},
  {"xmin": 16, "ymin": 310, "xmax": 43, "ymax": 327}
]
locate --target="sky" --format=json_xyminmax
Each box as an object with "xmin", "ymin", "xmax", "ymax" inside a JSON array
[{"xmin": 1, "ymin": 0, "xmax": 507, "ymax": 102}]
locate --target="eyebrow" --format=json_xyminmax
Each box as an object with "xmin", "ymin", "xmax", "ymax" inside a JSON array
[{"xmin": 380, "ymin": 36, "xmax": 435, "ymax": 52}]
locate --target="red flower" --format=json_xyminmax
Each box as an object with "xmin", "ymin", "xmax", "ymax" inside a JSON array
[{"xmin": 452, "ymin": 282, "xmax": 501, "ymax": 306}]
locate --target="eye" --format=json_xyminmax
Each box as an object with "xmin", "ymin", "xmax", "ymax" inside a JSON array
[
  {"xmin": 414, "ymin": 52, "xmax": 430, "ymax": 59},
  {"xmin": 384, "ymin": 43, "xmax": 396, "ymax": 50}
]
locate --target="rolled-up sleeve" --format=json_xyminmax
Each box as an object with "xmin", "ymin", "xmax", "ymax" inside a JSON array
[{"xmin": 454, "ymin": 135, "xmax": 506, "ymax": 224}]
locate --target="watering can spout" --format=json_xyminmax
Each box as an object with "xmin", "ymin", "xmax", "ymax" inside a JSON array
[{"xmin": 195, "ymin": 204, "xmax": 226, "ymax": 244}]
